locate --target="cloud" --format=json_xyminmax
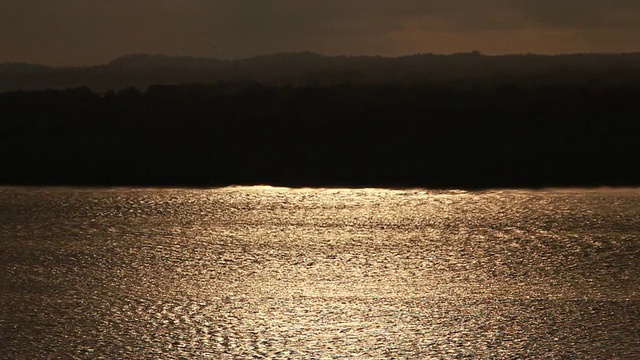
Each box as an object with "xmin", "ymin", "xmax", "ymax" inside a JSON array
[
  {"xmin": 1, "ymin": 1, "xmax": 639, "ymax": 65},
  {"xmin": 514, "ymin": 0, "xmax": 640, "ymax": 29}
]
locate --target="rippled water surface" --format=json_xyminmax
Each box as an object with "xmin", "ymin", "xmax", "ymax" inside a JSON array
[{"xmin": 1, "ymin": 187, "xmax": 639, "ymax": 359}]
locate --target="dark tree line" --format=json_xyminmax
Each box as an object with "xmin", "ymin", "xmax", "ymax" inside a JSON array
[{"xmin": 1, "ymin": 82, "xmax": 639, "ymax": 188}]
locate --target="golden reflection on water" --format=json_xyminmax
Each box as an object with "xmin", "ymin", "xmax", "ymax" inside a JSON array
[{"xmin": 0, "ymin": 187, "xmax": 639, "ymax": 358}]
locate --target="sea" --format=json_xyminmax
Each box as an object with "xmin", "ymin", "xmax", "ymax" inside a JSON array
[{"xmin": 1, "ymin": 187, "xmax": 638, "ymax": 359}]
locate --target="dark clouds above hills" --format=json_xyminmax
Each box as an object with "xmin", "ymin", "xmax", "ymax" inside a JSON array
[{"xmin": 2, "ymin": 0, "xmax": 639, "ymax": 65}]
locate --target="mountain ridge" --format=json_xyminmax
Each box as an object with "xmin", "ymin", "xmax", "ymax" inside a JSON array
[
  {"xmin": 5, "ymin": 51, "xmax": 640, "ymax": 69},
  {"xmin": 2, "ymin": 52, "xmax": 640, "ymax": 92}
]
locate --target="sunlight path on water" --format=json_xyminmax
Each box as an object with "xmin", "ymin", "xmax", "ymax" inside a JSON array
[{"xmin": 0, "ymin": 187, "xmax": 639, "ymax": 358}]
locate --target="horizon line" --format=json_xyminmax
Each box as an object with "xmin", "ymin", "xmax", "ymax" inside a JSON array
[{"xmin": 3, "ymin": 50, "xmax": 640, "ymax": 68}]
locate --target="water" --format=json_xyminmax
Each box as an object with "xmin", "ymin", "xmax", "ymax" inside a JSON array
[{"xmin": 1, "ymin": 187, "xmax": 638, "ymax": 359}]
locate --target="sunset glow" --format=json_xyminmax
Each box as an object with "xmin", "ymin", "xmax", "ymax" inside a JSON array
[{"xmin": 2, "ymin": 1, "xmax": 640, "ymax": 65}]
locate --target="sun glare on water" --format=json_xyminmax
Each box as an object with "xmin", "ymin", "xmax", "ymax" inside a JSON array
[{"xmin": 1, "ymin": 187, "xmax": 638, "ymax": 358}]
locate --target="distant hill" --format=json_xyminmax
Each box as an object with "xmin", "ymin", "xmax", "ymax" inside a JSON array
[
  {"xmin": 107, "ymin": 54, "xmax": 227, "ymax": 68},
  {"xmin": 0, "ymin": 63, "xmax": 55, "ymax": 74},
  {"xmin": 2, "ymin": 52, "xmax": 640, "ymax": 92}
]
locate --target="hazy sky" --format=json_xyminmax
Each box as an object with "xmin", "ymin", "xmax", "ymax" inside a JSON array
[{"xmin": 2, "ymin": 0, "xmax": 640, "ymax": 65}]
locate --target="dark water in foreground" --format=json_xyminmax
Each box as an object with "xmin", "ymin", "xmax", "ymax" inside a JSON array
[{"xmin": 1, "ymin": 187, "xmax": 639, "ymax": 359}]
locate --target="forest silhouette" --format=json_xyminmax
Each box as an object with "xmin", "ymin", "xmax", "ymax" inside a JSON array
[{"xmin": 1, "ymin": 78, "xmax": 639, "ymax": 188}]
